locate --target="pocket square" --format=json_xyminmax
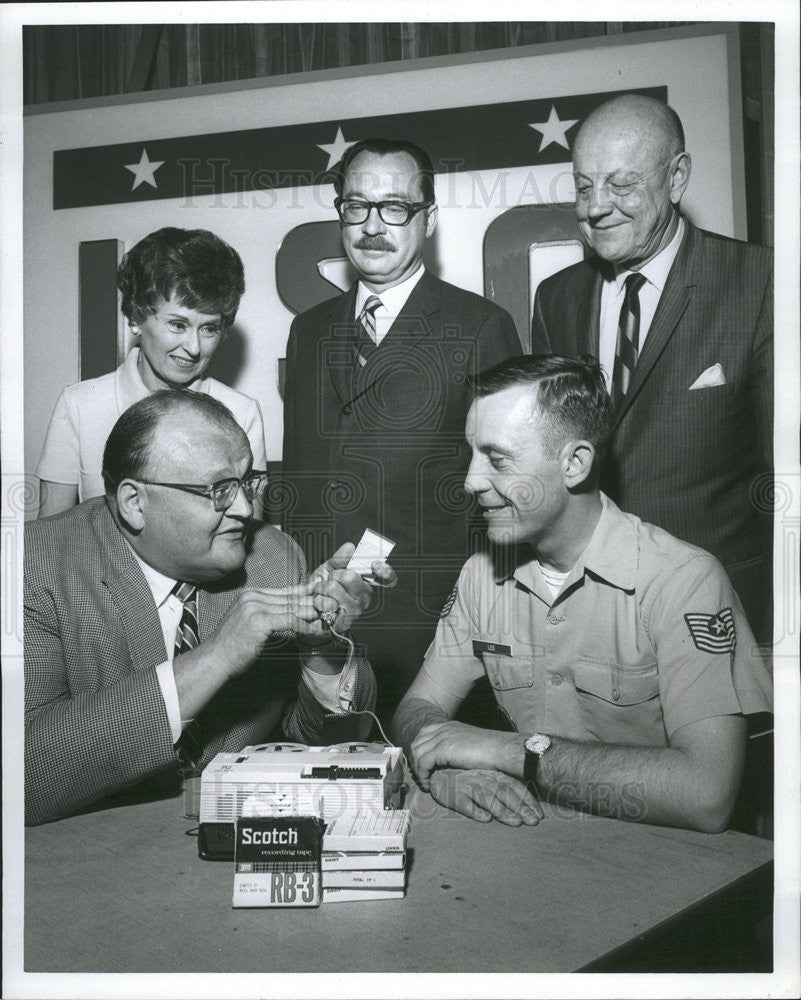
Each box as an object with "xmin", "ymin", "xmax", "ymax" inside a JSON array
[{"xmin": 689, "ymin": 363, "xmax": 726, "ymax": 390}]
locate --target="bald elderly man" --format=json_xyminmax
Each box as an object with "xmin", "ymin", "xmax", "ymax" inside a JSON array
[{"xmin": 531, "ymin": 95, "xmax": 773, "ymax": 643}]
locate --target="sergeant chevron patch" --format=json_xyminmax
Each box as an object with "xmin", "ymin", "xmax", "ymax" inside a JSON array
[
  {"xmin": 440, "ymin": 584, "xmax": 458, "ymax": 618},
  {"xmin": 684, "ymin": 608, "xmax": 736, "ymax": 654}
]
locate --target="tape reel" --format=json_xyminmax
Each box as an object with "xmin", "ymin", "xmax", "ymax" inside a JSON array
[
  {"xmin": 248, "ymin": 742, "xmax": 307, "ymax": 753},
  {"xmin": 325, "ymin": 742, "xmax": 387, "ymax": 754}
]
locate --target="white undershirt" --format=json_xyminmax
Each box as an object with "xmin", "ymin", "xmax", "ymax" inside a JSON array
[
  {"xmin": 598, "ymin": 217, "xmax": 684, "ymax": 392},
  {"xmin": 131, "ymin": 551, "xmax": 351, "ymax": 743},
  {"xmin": 355, "ymin": 263, "xmax": 426, "ymax": 345},
  {"xmin": 537, "ymin": 561, "xmax": 571, "ymax": 600}
]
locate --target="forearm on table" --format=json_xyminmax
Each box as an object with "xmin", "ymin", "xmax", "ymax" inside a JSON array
[
  {"xmin": 391, "ymin": 696, "xmax": 451, "ymax": 752},
  {"xmin": 536, "ymin": 733, "xmax": 742, "ymax": 833}
]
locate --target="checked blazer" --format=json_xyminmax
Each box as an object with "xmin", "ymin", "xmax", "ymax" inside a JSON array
[
  {"xmin": 281, "ymin": 270, "xmax": 520, "ymax": 695},
  {"xmin": 531, "ymin": 221, "xmax": 773, "ymax": 640},
  {"xmin": 24, "ymin": 498, "xmax": 376, "ymax": 826}
]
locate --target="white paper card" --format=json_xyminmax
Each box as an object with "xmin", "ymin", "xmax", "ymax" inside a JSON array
[{"xmin": 346, "ymin": 529, "xmax": 396, "ymax": 578}]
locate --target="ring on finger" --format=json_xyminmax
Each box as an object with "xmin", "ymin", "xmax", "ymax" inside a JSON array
[{"xmin": 321, "ymin": 607, "xmax": 341, "ymax": 629}]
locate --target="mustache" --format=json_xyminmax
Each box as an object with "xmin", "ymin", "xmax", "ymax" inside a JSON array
[{"xmin": 353, "ymin": 236, "xmax": 396, "ymax": 252}]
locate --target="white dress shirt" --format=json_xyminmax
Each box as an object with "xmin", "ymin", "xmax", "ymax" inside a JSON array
[
  {"xmin": 354, "ymin": 263, "xmax": 426, "ymax": 345},
  {"xmin": 133, "ymin": 553, "xmax": 188, "ymax": 744},
  {"xmin": 598, "ymin": 217, "xmax": 684, "ymax": 392}
]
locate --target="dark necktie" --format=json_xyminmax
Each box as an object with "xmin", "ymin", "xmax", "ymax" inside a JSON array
[
  {"xmin": 173, "ymin": 581, "xmax": 199, "ymax": 656},
  {"xmin": 172, "ymin": 582, "xmax": 202, "ymax": 768},
  {"xmin": 611, "ymin": 273, "xmax": 647, "ymax": 408},
  {"xmin": 354, "ymin": 295, "xmax": 383, "ymax": 367}
]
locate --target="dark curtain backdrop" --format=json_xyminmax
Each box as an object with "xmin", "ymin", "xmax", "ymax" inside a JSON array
[
  {"xmin": 24, "ymin": 22, "xmax": 697, "ymax": 103},
  {"xmin": 22, "ymin": 21, "xmax": 772, "ymax": 245}
]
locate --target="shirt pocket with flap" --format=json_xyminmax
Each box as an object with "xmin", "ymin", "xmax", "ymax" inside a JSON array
[
  {"xmin": 482, "ymin": 654, "xmax": 534, "ymax": 691},
  {"xmin": 573, "ymin": 658, "xmax": 665, "ymax": 745}
]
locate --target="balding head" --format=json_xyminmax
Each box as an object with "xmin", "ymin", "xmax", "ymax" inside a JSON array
[
  {"xmin": 104, "ymin": 390, "xmax": 256, "ymax": 582},
  {"xmin": 575, "ymin": 95, "xmax": 685, "ymax": 164},
  {"xmin": 103, "ymin": 389, "xmax": 247, "ymax": 498},
  {"xmin": 572, "ymin": 95, "xmax": 692, "ymax": 269}
]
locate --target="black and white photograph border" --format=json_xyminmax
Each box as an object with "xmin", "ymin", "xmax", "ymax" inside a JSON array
[{"xmin": 1, "ymin": 1, "xmax": 799, "ymax": 999}]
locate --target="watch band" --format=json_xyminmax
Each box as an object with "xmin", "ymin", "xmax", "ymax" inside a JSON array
[
  {"xmin": 523, "ymin": 748, "xmax": 541, "ymax": 786},
  {"xmin": 523, "ymin": 733, "xmax": 551, "ymax": 787}
]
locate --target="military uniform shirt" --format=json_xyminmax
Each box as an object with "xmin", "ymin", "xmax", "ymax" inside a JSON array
[{"xmin": 420, "ymin": 495, "xmax": 772, "ymax": 745}]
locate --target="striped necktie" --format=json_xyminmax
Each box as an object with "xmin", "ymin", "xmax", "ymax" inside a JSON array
[
  {"xmin": 172, "ymin": 582, "xmax": 203, "ymax": 770},
  {"xmin": 354, "ymin": 295, "xmax": 383, "ymax": 367},
  {"xmin": 173, "ymin": 581, "xmax": 199, "ymax": 656},
  {"xmin": 611, "ymin": 272, "xmax": 647, "ymax": 409}
]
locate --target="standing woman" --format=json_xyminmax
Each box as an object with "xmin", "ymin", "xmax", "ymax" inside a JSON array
[{"xmin": 36, "ymin": 228, "xmax": 267, "ymax": 517}]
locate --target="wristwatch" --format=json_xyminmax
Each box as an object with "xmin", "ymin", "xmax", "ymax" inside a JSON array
[{"xmin": 523, "ymin": 733, "xmax": 552, "ymax": 786}]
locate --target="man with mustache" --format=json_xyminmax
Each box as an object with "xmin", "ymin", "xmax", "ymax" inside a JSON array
[{"xmin": 282, "ymin": 138, "xmax": 520, "ymax": 718}]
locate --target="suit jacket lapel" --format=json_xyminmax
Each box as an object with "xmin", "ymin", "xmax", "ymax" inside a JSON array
[
  {"xmin": 613, "ymin": 219, "xmax": 697, "ymax": 428},
  {"xmin": 94, "ymin": 504, "xmax": 167, "ymax": 670},
  {"xmin": 574, "ymin": 263, "xmax": 603, "ymax": 357},
  {"xmin": 379, "ymin": 269, "xmax": 439, "ymax": 349},
  {"xmin": 344, "ymin": 270, "xmax": 438, "ymax": 406},
  {"xmin": 325, "ymin": 284, "xmax": 360, "ymax": 404}
]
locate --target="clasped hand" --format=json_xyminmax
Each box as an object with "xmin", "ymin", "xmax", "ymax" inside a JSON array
[
  {"xmin": 410, "ymin": 720, "xmax": 515, "ymax": 787},
  {"xmin": 207, "ymin": 542, "xmax": 397, "ymax": 676},
  {"xmin": 301, "ymin": 541, "xmax": 397, "ymax": 636},
  {"xmin": 410, "ymin": 721, "xmax": 543, "ymax": 826}
]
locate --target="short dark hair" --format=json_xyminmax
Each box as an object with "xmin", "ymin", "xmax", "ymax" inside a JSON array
[
  {"xmin": 117, "ymin": 228, "xmax": 245, "ymax": 328},
  {"xmin": 471, "ymin": 355, "xmax": 614, "ymax": 458},
  {"xmin": 102, "ymin": 389, "xmax": 244, "ymax": 497},
  {"xmin": 332, "ymin": 138, "xmax": 435, "ymax": 204}
]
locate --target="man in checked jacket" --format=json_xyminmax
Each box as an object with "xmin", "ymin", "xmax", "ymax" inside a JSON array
[{"xmin": 25, "ymin": 390, "xmax": 394, "ymax": 825}]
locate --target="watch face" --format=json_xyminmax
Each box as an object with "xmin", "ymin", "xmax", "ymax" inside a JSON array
[{"xmin": 525, "ymin": 734, "xmax": 551, "ymax": 756}]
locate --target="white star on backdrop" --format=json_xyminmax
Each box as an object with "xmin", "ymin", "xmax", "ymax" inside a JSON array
[
  {"xmin": 528, "ymin": 106, "xmax": 580, "ymax": 152},
  {"xmin": 124, "ymin": 148, "xmax": 165, "ymax": 190},
  {"xmin": 317, "ymin": 127, "xmax": 358, "ymax": 171}
]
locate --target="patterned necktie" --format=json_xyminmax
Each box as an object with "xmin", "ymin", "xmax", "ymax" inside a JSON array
[
  {"xmin": 354, "ymin": 295, "xmax": 383, "ymax": 367},
  {"xmin": 172, "ymin": 581, "xmax": 199, "ymax": 656},
  {"xmin": 611, "ymin": 272, "xmax": 647, "ymax": 408},
  {"xmin": 172, "ymin": 582, "xmax": 202, "ymax": 769}
]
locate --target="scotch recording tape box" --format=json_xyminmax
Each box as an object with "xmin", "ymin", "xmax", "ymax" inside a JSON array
[
  {"xmin": 233, "ymin": 815, "xmax": 324, "ymax": 908},
  {"xmin": 198, "ymin": 742, "xmax": 406, "ymax": 860}
]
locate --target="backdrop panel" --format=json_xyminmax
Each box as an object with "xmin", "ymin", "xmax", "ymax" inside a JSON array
[{"xmin": 23, "ymin": 24, "xmax": 745, "ymax": 516}]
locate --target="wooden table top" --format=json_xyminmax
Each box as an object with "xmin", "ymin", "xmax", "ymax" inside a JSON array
[{"xmin": 24, "ymin": 785, "xmax": 772, "ymax": 974}]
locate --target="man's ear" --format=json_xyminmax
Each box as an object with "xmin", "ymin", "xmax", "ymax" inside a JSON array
[
  {"xmin": 668, "ymin": 152, "xmax": 692, "ymax": 206},
  {"xmin": 425, "ymin": 203, "xmax": 438, "ymax": 238},
  {"xmin": 116, "ymin": 479, "xmax": 147, "ymax": 531},
  {"xmin": 562, "ymin": 439, "xmax": 596, "ymax": 489}
]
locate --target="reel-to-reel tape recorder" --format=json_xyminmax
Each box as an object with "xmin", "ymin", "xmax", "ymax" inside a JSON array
[{"xmin": 197, "ymin": 742, "xmax": 407, "ymax": 860}]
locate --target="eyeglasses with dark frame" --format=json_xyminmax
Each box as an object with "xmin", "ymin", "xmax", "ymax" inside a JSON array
[
  {"xmin": 136, "ymin": 471, "xmax": 269, "ymax": 511},
  {"xmin": 334, "ymin": 197, "xmax": 433, "ymax": 226}
]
